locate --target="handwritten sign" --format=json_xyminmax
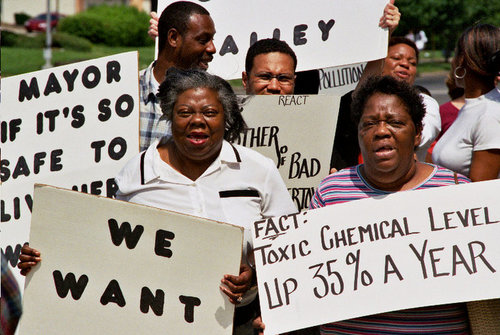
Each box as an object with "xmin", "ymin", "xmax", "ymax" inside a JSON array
[
  {"xmin": 252, "ymin": 180, "xmax": 500, "ymax": 334},
  {"xmin": 0, "ymin": 52, "xmax": 140, "ymax": 284},
  {"xmin": 318, "ymin": 62, "xmax": 366, "ymax": 96},
  {"xmin": 233, "ymin": 95, "xmax": 340, "ymax": 211},
  {"xmin": 18, "ymin": 185, "xmax": 242, "ymax": 334},
  {"xmin": 157, "ymin": 0, "xmax": 388, "ymax": 79}
]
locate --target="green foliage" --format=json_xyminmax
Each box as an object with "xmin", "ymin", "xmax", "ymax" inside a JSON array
[
  {"xmin": 396, "ymin": 0, "xmax": 500, "ymax": 53},
  {"xmin": 52, "ymin": 32, "xmax": 93, "ymax": 51},
  {"xmin": 2, "ymin": 30, "xmax": 19, "ymax": 47},
  {"xmin": 58, "ymin": 5, "xmax": 153, "ymax": 47},
  {"xmin": 14, "ymin": 12, "xmax": 31, "ymax": 25},
  {"xmin": 0, "ymin": 30, "xmax": 92, "ymax": 51}
]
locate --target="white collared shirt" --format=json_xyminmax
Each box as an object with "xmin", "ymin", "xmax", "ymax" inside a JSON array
[{"xmin": 115, "ymin": 138, "xmax": 297, "ymax": 266}]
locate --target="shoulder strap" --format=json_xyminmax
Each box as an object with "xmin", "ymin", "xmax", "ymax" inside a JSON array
[
  {"xmin": 140, "ymin": 151, "xmax": 146, "ymax": 185},
  {"xmin": 454, "ymin": 171, "xmax": 459, "ymax": 184}
]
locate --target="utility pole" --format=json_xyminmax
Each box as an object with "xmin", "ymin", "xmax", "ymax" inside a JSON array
[{"xmin": 43, "ymin": 0, "xmax": 53, "ymax": 69}]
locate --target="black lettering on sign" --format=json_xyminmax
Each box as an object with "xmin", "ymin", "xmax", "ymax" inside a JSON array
[
  {"xmin": 91, "ymin": 137, "xmax": 127, "ymax": 162},
  {"xmin": 108, "ymin": 218, "xmax": 144, "ymax": 249},
  {"xmin": 43, "ymin": 72, "xmax": 63, "ymax": 96},
  {"xmin": 384, "ymin": 254, "xmax": 403, "ymax": 283},
  {"xmin": 409, "ymin": 239, "xmax": 496, "ymax": 279},
  {"xmin": 1, "ymin": 195, "xmax": 33, "ymax": 223},
  {"xmin": 82, "ymin": 65, "xmax": 101, "ymax": 89},
  {"xmin": 155, "ymin": 229, "xmax": 175, "ymax": 258},
  {"xmin": 100, "ymin": 279, "xmax": 126, "ymax": 307},
  {"xmin": 179, "ymin": 295, "xmax": 201, "ymax": 323},
  {"xmin": 108, "ymin": 137, "xmax": 127, "ymax": 160},
  {"xmin": 294, "ymin": 24, "xmax": 308, "ymax": 46},
  {"xmin": 71, "ymin": 105, "xmax": 85, "ymax": 128},
  {"xmin": 106, "ymin": 60, "xmax": 121, "ymax": 84},
  {"xmin": 72, "ymin": 178, "xmax": 118, "ymax": 198},
  {"xmin": 115, "ymin": 94, "xmax": 134, "ymax": 117},
  {"xmin": 18, "ymin": 77, "xmax": 40, "ymax": 102},
  {"xmin": 309, "ymin": 260, "xmax": 344, "ymax": 298},
  {"xmin": 53, "ymin": 270, "xmax": 89, "ymax": 299},
  {"xmin": 63, "ymin": 69, "xmax": 79, "ymax": 92},
  {"xmin": 263, "ymin": 277, "xmax": 297, "ymax": 309},
  {"xmin": 319, "ymin": 64, "xmax": 365, "ymax": 90},
  {"xmin": 219, "ymin": 35, "xmax": 239, "ymax": 56},
  {"xmin": 1, "ymin": 159, "xmax": 11, "ymax": 182},
  {"xmin": 140, "ymin": 287, "xmax": 164, "ymax": 315},
  {"xmin": 1, "ymin": 119, "xmax": 22, "ymax": 143},
  {"xmin": 288, "ymin": 152, "xmax": 320, "ymax": 179},
  {"xmin": 1, "ymin": 244, "xmax": 23, "ymax": 266},
  {"xmin": 98, "ymin": 99, "xmax": 112, "ymax": 122},
  {"xmin": 318, "ymin": 19, "xmax": 335, "ymax": 41},
  {"xmin": 289, "ymin": 187, "xmax": 315, "ymax": 212},
  {"xmin": 278, "ymin": 95, "xmax": 308, "ymax": 106},
  {"xmin": 91, "ymin": 140, "xmax": 106, "ymax": 163}
]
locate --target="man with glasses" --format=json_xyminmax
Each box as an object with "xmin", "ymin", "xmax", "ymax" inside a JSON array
[{"xmin": 242, "ymin": 38, "xmax": 297, "ymax": 95}]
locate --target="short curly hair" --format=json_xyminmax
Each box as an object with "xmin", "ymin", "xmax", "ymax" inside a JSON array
[
  {"xmin": 158, "ymin": 68, "xmax": 246, "ymax": 142},
  {"xmin": 351, "ymin": 75, "xmax": 426, "ymax": 133},
  {"xmin": 245, "ymin": 38, "xmax": 297, "ymax": 73}
]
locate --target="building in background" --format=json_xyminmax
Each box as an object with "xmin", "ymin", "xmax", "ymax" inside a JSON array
[{"xmin": 1, "ymin": 0, "xmax": 152, "ymax": 25}]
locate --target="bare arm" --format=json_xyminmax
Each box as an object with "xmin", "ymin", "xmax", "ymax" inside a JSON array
[
  {"xmin": 357, "ymin": 0, "xmax": 401, "ymax": 87},
  {"xmin": 469, "ymin": 149, "xmax": 500, "ymax": 182}
]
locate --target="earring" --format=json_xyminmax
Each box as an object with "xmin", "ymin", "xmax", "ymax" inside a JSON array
[{"xmin": 454, "ymin": 66, "xmax": 466, "ymax": 79}]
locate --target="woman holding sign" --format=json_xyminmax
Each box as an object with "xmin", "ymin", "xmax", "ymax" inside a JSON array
[
  {"xmin": 19, "ymin": 68, "xmax": 297, "ymax": 335},
  {"xmin": 311, "ymin": 76, "xmax": 471, "ymax": 334}
]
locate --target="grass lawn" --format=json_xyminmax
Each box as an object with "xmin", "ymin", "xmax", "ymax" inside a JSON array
[
  {"xmin": 2, "ymin": 44, "xmax": 451, "ymax": 79},
  {"xmin": 1, "ymin": 45, "xmax": 155, "ymax": 77}
]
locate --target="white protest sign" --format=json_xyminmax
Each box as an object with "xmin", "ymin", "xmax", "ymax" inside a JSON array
[
  {"xmin": 318, "ymin": 62, "xmax": 366, "ymax": 96},
  {"xmin": 252, "ymin": 180, "xmax": 500, "ymax": 334},
  {"xmin": 18, "ymin": 184, "xmax": 242, "ymax": 335},
  {"xmin": 233, "ymin": 95, "xmax": 340, "ymax": 211},
  {"xmin": 157, "ymin": 0, "xmax": 388, "ymax": 79},
  {"xmin": 0, "ymin": 52, "xmax": 140, "ymax": 284}
]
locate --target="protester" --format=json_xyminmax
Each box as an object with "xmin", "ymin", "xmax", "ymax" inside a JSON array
[
  {"xmin": 425, "ymin": 63, "xmax": 465, "ymax": 162},
  {"xmin": 140, "ymin": 1, "xmax": 216, "ymax": 151},
  {"xmin": 19, "ymin": 68, "xmax": 297, "ymax": 335},
  {"xmin": 1, "ymin": 257, "xmax": 22, "ymax": 335},
  {"xmin": 433, "ymin": 24, "xmax": 500, "ymax": 181},
  {"xmin": 331, "ymin": 35, "xmax": 442, "ymax": 169},
  {"xmin": 313, "ymin": 75, "xmax": 470, "ymax": 334},
  {"xmin": 242, "ymin": 38, "xmax": 297, "ymax": 95}
]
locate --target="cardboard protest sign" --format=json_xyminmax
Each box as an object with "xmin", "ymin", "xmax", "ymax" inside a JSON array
[
  {"xmin": 157, "ymin": 0, "xmax": 388, "ymax": 79},
  {"xmin": 233, "ymin": 95, "xmax": 340, "ymax": 211},
  {"xmin": 18, "ymin": 185, "xmax": 243, "ymax": 335},
  {"xmin": 252, "ymin": 180, "xmax": 500, "ymax": 334},
  {"xmin": 0, "ymin": 52, "xmax": 140, "ymax": 283},
  {"xmin": 318, "ymin": 62, "xmax": 366, "ymax": 96}
]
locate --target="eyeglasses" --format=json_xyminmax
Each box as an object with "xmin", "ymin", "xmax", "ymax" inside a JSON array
[{"xmin": 253, "ymin": 72, "xmax": 295, "ymax": 85}]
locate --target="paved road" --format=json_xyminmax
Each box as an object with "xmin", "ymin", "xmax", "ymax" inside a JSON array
[{"xmin": 415, "ymin": 71, "xmax": 449, "ymax": 105}]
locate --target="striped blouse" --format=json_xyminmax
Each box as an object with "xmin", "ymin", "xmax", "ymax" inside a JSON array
[{"xmin": 310, "ymin": 164, "xmax": 471, "ymax": 335}]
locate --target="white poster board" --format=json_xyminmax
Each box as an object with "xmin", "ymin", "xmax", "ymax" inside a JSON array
[
  {"xmin": 252, "ymin": 180, "xmax": 500, "ymax": 334},
  {"xmin": 318, "ymin": 62, "xmax": 366, "ymax": 96},
  {"xmin": 18, "ymin": 185, "xmax": 242, "ymax": 335},
  {"xmin": 233, "ymin": 95, "xmax": 340, "ymax": 211},
  {"xmin": 0, "ymin": 52, "xmax": 140, "ymax": 284},
  {"xmin": 157, "ymin": 0, "xmax": 388, "ymax": 79}
]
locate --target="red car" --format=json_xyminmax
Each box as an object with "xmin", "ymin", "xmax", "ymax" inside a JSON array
[{"xmin": 24, "ymin": 13, "xmax": 65, "ymax": 32}]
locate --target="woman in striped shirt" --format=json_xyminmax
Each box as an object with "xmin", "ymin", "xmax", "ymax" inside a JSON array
[{"xmin": 311, "ymin": 75, "xmax": 470, "ymax": 334}]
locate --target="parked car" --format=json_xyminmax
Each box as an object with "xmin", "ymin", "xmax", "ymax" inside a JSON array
[{"xmin": 24, "ymin": 13, "xmax": 65, "ymax": 32}]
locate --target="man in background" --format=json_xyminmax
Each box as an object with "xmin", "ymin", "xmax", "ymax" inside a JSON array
[{"xmin": 140, "ymin": 1, "xmax": 216, "ymax": 150}]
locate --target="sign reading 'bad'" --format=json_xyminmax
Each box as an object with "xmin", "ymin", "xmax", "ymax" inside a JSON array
[{"xmin": 233, "ymin": 95, "xmax": 340, "ymax": 211}]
